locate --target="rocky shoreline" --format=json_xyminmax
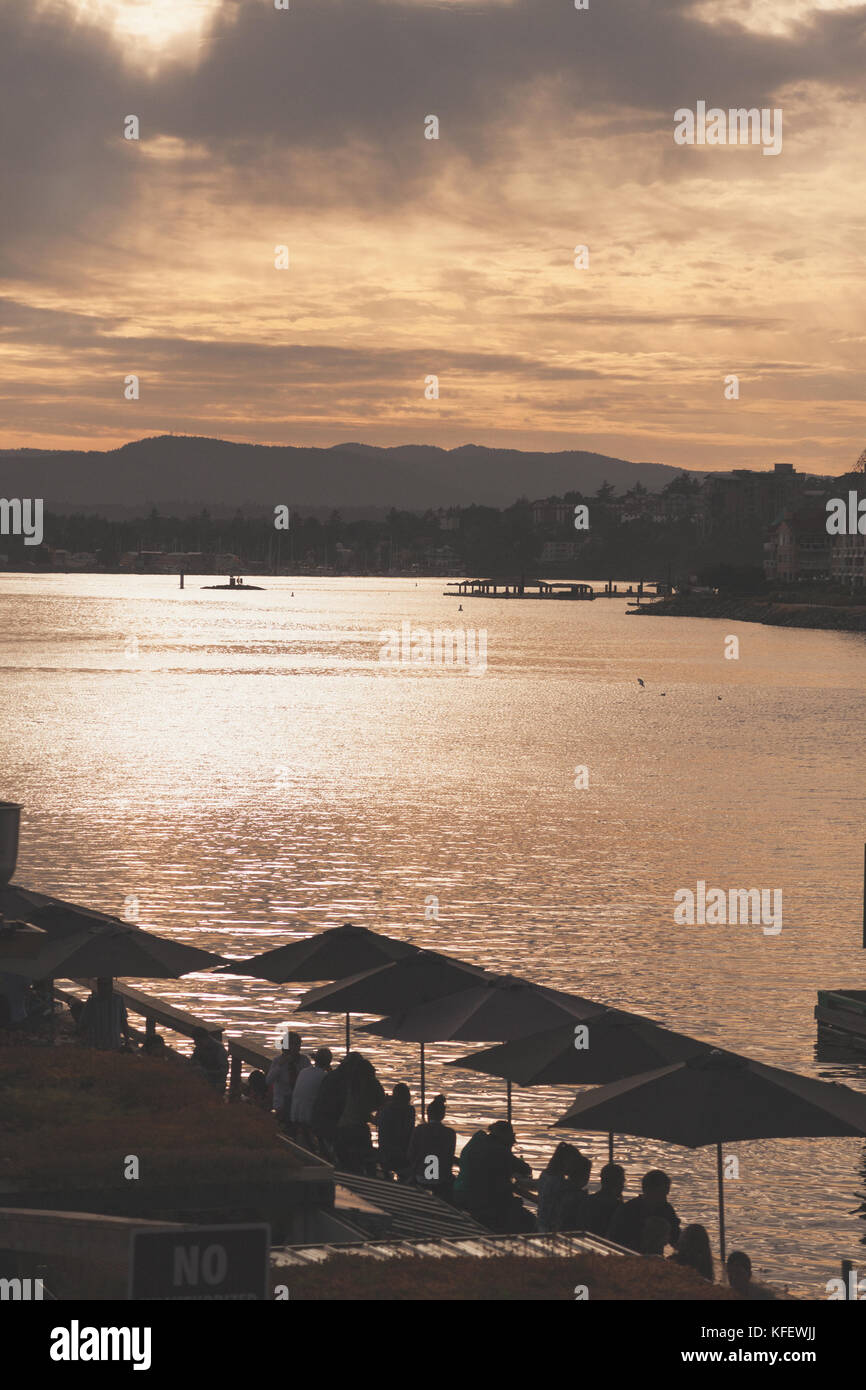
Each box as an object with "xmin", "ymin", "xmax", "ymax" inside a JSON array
[{"xmin": 632, "ymin": 594, "xmax": 866, "ymax": 633}]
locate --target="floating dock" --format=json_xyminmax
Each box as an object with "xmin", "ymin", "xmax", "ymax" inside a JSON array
[
  {"xmin": 815, "ymin": 990, "xmax": 866, "ymax": 1054},
  {"xmin": 444, "ymin": 577, "xmax": 595, "ymax": 600},
  {"xmin": 444, "ymin": 578, "xmax": 669, "ymax": 601}
]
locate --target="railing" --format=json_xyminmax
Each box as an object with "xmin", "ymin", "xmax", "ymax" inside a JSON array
[
  {"xmin": 52, "ymin": 981, "xmax": 278, "ymax": 1103},
  {"xmin": 53, "ymin": 981, "xmax": 223, "ymax": 1047}
]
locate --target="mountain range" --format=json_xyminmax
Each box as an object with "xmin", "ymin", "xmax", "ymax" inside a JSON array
[{"xmin": 0, "ymin": 436, "xmax": 697, "ymax": 516}]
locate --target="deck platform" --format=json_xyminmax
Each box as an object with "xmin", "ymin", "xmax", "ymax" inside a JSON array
[
  {"xmin": 815, "ymin": 989, "xmax": 866, "ymax": 1054},
  {"xmin": 273, "ymin": 1229, "xmax": 630, "ymax": 1269}
]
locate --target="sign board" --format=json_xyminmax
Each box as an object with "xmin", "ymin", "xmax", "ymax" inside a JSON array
[{"xmin": 129, "ymin": 1224, "xmax": 270, "ymax": 1301}]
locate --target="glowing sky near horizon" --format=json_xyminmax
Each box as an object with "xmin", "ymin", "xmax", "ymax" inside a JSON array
[{"xmin": 1, "ymin": 0, "xmax": 864, "ymax": 473}]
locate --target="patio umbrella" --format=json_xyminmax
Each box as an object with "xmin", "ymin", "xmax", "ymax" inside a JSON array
[
  {"xmin": 2, "ymin": 921, "xmax": 227, "ymax": 980},
  {"xmin": 447, "ymin": 1008, "xmax": 713, "ymax": 1154},
  {"xmin": 0, "ymin": 885, "xmax": 138, "ymax": 938},
  {"xmin": 449, "ymin": 1009, "xmax": 711, "ymax": 1085},
  {"xmin": 447, "ymin": 1011, "xmax": 711, "ymax": 1150},
  {"xmin": 361, "ymin": 973, "xmax": 604, "ymax": 1118},
  {"xmin": 295, "ymin": 949, "xmax": 489, "ymax": 1109},
  {"xmin": 215, "ymin": 923, "xmax": 419, "ymax": 1048},
  {"xmin": 553, "ymin": 1047, "xmax": 866, "ymax": 1262}
]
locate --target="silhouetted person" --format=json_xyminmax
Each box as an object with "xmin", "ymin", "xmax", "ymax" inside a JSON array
[
  {"xmin": 559, "ymin": 1150, "xmax": 592, "ymax": 1230},
  {"xmin": 726, "ymin": 1250, "xmax": 776, "ymax": 1300},
  {"xmin": 669, "ymin": 1223, "xmax": 714, "ymax": 1281},
  {"xmin": 191, "ymin": 1026, "xmax": 229, "ymax": 1093},
  {"xmin": 608, "ymin": 1169, "xmax": 681, "ymax": 1252},
  {"xmin": 537, "ymin": 1143, "xmax": 591, "ymax": 1232},
  {"xmin": 335, "ymin": 1053, "xmax": 386, "ymax": 1173},
  {"xmin": 291, "ymin": 1047, "xmax": 332, "ymax": 1148},
  {"xmin": 266, "ymin": 1031, "xmax": 310, "ymax": 1128},
  {"xmin": 377, "ymin": 1082, "xmax": 415, "ymax": 1179},
  {"xmin": 454, "ymin": 1120, "xmax": 534, "ymax": 1233},
  {"xmin": 584, "ymin": 1161, "xmax": 626, "ymax": 1238},
  {"xmin": 640, "ymin": 1216, "xmax": 672, "ymax": 1256},
  {"xmin": 311, "ymin": 1057, "xmax": 349, "ymax": 1159},
  {"xmin": 77, "ymin": 979, "xmax": 131, "ymax": 1051},
  {"xmin": 244, "ymin": 1069, "xmax": 270, "ymax": 1108},
  {"xmin": 406, "ymin": 1093, "xmax": 456, "ymax": 1196}
]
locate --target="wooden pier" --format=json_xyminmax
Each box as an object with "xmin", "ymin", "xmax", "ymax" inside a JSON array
[
  {"xmin": 53, "ymin": 979, "xmax": 274, "ymax": 1101},
  {"xmin": 444, "ymin": 577, "xmax": 595, "ymax": 600},
  {"xmin": 815, "ymin": 990, "xmax": 866, "ymax": 1055},
  {"xmin": 444, "ymin": 577, "xmax": 669, "ymax": 601}
]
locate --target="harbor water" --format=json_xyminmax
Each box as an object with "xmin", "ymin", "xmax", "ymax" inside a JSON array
[{"xmin": 2, "ymin": 572, "xmax": 866, "ymax": 1294}]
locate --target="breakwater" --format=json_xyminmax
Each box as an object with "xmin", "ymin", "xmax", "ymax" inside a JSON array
[{"xmin": 633, "ymin": 594, "xmax": 866, "ymax": 633}]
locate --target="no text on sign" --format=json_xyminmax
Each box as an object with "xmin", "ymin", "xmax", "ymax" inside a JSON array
[{"xmin": 129, "ymin": 1223, "xmax": 270, "ymax": 1300}]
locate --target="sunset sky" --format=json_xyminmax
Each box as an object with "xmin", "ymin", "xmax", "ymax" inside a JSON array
[{"xmin": 1, "ymin": 0, "xmax": 864, "ymax": 472}]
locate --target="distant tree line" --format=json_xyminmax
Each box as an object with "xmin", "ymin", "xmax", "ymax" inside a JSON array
[{"xmin": 1, "ymin": 475, "xmax": 771, "ymax": 581}]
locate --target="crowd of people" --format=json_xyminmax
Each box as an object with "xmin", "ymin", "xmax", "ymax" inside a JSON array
[
  {"xmin": 55, "ymin": 1003, "xmax": 777, "ymax": 1298},
  {"xmin": 244, "ymin": 1038, "xmax": 776, "ymax": 1298}
]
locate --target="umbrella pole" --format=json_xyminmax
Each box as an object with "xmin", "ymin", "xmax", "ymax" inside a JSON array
[
  {"xmin": 345, "ymin": 1012, "xmax": 351, "ymax": 1052},
  {"xmin": 420, "ymin": 1042, "xmax": 426, "ymax": 1120},
  {"xmin": 506, "ymin": 1078, "xmax": 512, "ymax": 1122},
  {"xmin": 608, "ymin": 1132, "xmax": 614, "ymax": 1162},
  {"xmin": 716, "ymin": 1141, "xmax": 727, "ymax": 1266}
]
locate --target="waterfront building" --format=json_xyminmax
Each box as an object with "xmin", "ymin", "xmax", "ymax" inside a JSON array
[
  {"xmin": 701, "ymin": 464, "xmax": 809, "ymax": 537},
  {"xmin": 531, "ymin": 498, "xmax": 575, "ymax": 527},
  {"xmin": 830, "ymin": 531, "xmax": 866, "ymax": 588},
  {"xmin": 763, "ymin": 507, "xmax": 832, "ymax": 583}
]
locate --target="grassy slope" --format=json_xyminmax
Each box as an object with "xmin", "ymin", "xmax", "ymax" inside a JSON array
[{"xmin": 0, "ymin": 1046, "xmax": 296, "ymax": 1185}]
